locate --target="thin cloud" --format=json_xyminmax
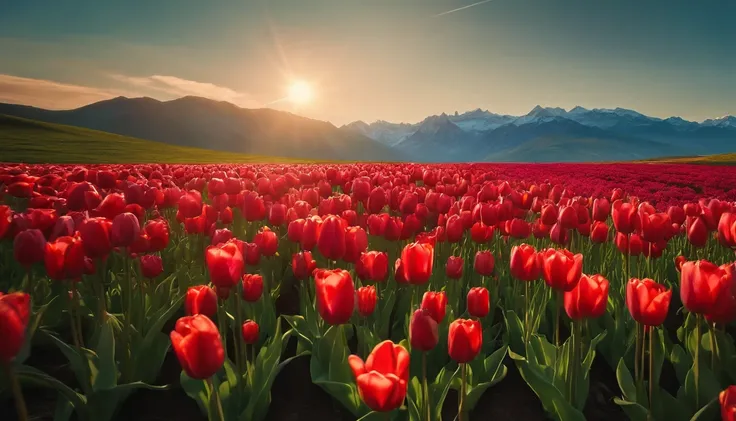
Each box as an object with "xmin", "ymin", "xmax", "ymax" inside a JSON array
[
  {"xmin": 433, "ymin": 0, "xmax": 493, "ymax": 17},
  {"xmin": 0, "ymin": 74, "xmax": 136, "ymax": 110},
  {"xmin": 110, "ymin": 74, "xmax": 260, "ymax": 108}
]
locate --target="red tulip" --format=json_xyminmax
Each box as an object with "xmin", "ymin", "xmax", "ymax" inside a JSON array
[
  {"xmin": 356, "ymin": 286, "xmax": 377, "ymax": 317},
  {"xmin": 0, "ymin": 292, "xmax": 31, "ymax": 363},
  {"xmin": 686, "ymin": 216, "xmax": 709, "ymax": 248},
  {"xmin": 242, "ymin": 274, "xmax": 264, "ymax": 302},
  {"xmin": 394, "ymin": 258, "xmax": 408, "ymax": 284},
  {"xmin": 541, "ymin": 204, "xmax": 558, "ymax": 226},
  {"xmin": 612, "ymin": 200, "xmax": 638, "ymax": 234},
  {"xmin": 301, "ymin": 216, "xmax": 323, "ymax": 251},
  {"xmin": 410, "ymin": 308, "xmax": 439, "ymax": 351},
  {"xmin": 13, "ymin": 228, "xmax": 46, "ymax": 268},
  {"xmin": 44, "ymin": 236, "xmax": 85, "ymax": 281},
  {"xmin": 446, "ymin": 256, "xmax": 464, "ymax": 279},
  {"xmin": 210, "ymin": 228, "xmax": 233, "ymax": 246},
  {"xmin": 626, "ymin": 278, "xmax": 671, "ymax": 326},
  {"xmin": 674, "ymin": 256, "xmax": 686, "ymax": 272},
  {"xmin": 170, "ymin": 314, "xmax": 225, "ymax": 379},
  {"xmin": 590, "ymin": 221, "xmax": 609, "ymax": 243},
  {"xmin": 510, "ymin": 244, "xmax": 540, "ymax": 281},
  {"xmin": 292, "ymin": 251, "xmax": 317, "ymax": 280},
  {"xmin": 0, "ymin": 205, "xmax": 11, "ymax": 239},
  {"xmin": 639, "ymin": 211, "xmax": 671, "ymax": 243},
  {"xmin": 720, "ymin": 385, "xmax": 736, "ymax": 421},
  {"xmin": 241, "ymin": 320, "xmax": 259, "ymax": 344},
  {"xmin": 144, "ymin": 219, "xmax": 170, "ymax": 252},
  {"xmin": 7, "ymin": 182, "xmax": 33, "ymax": 198},
  {"xmin": 344, "ymin": 226, "xmax": 368, "ymax": 263},
  {"xmin": 564, "ymin": 274, "xmax": 609, "ymax": 320},
  {"xmin": 718, "ymin": 213, "xmax": 736, "ymax": 248},
  {"xmin": 185, "ymin": 285, "xmax": 217, "ymax": 317},
  {"xmin": 348, "ymin": 341, "xmax": 409, "ymax": 412},
  {"xmin": 705, "ymin": 264, "xmax": 736, "ymax": 324},
  {"xmin": 401, "ymin": 242, "xmax": 434, "ymax": 285},
  {"xmin": 467, "ymin": 287, "xmax": 490, "ymax": 318},
  {"xmin": 592, "ymin": 198, "xmax": 610, "ymax": 222},
  {"xmin": 507, "ymin": 218, "xmax": 531, "ymax": 239},
  {"xmin": 140, "ymin": 255, "xmax": 163, "ymax": 279},
  {"xmin": 205, "ymin": 242, "xmax": 244, "ymax": 291},
  {"xmin": 178, "ymin": 191, "xmax": 203, "ymax": 219},
  {"xmin": 420, "ymin": 291, "xmax": 447, "ymax": 323},
  {"xmin": 78, "ymin": 217, "xmax": 113, "ymax": 259},
  {"xmin": 356, "ymin": 251, "xmax": 389, "ymax": 283},
  {"xmin": 558, "ymin": 206, "xmax": 578, "ymax": 230},
  {"xmin": 680, "ymin": 260, "xmax": 733, "ymax": 315},
  {"xmin": 473, "ymin": 251, "xmax": 495, "ymax": 276},
  {"xmin": 540, "ymin": 248, "xmax": 583, "ymax": 292},
  {"xmin": 254, "ymin": 227, "xmax": 279, "ymax": 257},
  {"xmin": 470, "ymin": 222, "xmax": 493, "ymax": 243},
  {"xmin": 315, "ymin": 269, "xmax": 355, "ymax": 325},
  {"xmin": 615, "ymin": 232, "xmax": 644, "ymax": 256},
  {"xmin": 448, "ymin": 319, "xmax": 482, "ymax": 363}
]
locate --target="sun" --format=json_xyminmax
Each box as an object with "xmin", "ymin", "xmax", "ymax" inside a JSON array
[{"xmin": 287, "ymin": 81, "xmax": 313, "ymax": 105}]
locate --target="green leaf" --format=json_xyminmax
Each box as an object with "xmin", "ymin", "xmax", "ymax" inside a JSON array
[
  {"xmin": 87, "ymin": 381, "xmax": 169, "ymax": 421},
  {"xmin": 655, "ymin": 389, "xmax": 690, "ymax": 421},
  {"xmin": 92, "ymin": 317, "xmax": 117, "ymax": 391},
  {"xmin": 311, "ymin": 325, "xmax": 365, "ymax": 416},
  {"xmin": 39, "ymin": 329, "xmax": 94, "ymax": 393},
  {"xmin": 180, "ymin": 371, "xmax": 209, "ymax": 415},
  {"xmin": 16, "ymin": 296, "xmax": 56, "ymax": 365},
  {"xmin": 133, "ymin": 332, "xmax": 171, "ymax": 384},
  {"xmin": 613, "ymin": 398, "xmax": 649, "ymax": 421},
  {"xmin": 15, "ymin": 364, "xmax": 87, "ymax": 413},
  {"xmin": 684, "ymin": 363, "xmax": 722, "ymax": 412},
  {"xmin": 407, "ymin": 376, "xmax": 422, "ymax": 421},
  {"xmin": 670, "ymin": 344, "xmax": 692, "ymax": 384},
  {"xmin": 464, "ymin": 346, "xmax": 508, "ymax": 411},
  {"xmin": 52, "ymin": 394, "xmax": 74, "ymax": 421},
  {"xmin": 616, "ymin": 358, "xmax": 637, "ymax": 402},
  {"xmin": 431, "ymin": 366, "xmax": 460, "ymax": 421},
  {"xmin": 283, "ymin": 315, "xmax": 314, "ymax": 351},
  {"xmin": 509, "ymin": 349, "xmax": 586, "ymax": 421},
  {"xmin": 689, "ymin": 397, "xmax": 719, "ymax": 421},
  {"xmin": 503, "ymin": 310, "xmax": 526, "ymax": 356}
]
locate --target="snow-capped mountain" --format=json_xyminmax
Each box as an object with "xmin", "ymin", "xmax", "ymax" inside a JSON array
[{"xmin": 342, "ymin": 105, "xmax": 736, "ymax": 162}]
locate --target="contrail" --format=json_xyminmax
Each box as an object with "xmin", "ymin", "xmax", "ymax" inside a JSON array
[{"xmin": 433, "ymin": 0, "xmax": 493, "ymax": 17}]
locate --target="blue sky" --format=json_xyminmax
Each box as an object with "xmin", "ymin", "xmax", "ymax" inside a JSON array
[{"xmin": 0, "ymin": 0, "xmax": 734, "ymax": 124}]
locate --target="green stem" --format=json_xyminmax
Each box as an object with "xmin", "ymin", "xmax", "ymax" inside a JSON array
[
  {"xmin": 635, "ymin": 322, "xmax": 641, "ymax": 382},
  {"xmin": 709, "ymin": 323, "xmax": 717, "ymax": 371},
  {"xmin": 649, "ymin": 326, "xmax": 654, "ymax": 411},
  {"xmin": 122, "ymin": 252, "xmax": 134, "ymax": 382},
  {"xmin": 459, "ymin": 363, "xmax": 466, "ymax": 421},
  {"xmin": 422, "ymin": 352, "xmax": 430, "ymax": 421},
  {"xmin": 207, "ymin": 378, "xmax": 225, "ymax": 421},
  {"xmin": 234, "ymin": 294, "xmax": 244, "ymax": 378},
  {"xmin": 555, "ymin": 290, "xmax": 562, "ymax": 347},
  {"xmin": 5, "ymin": 363, "xmax": 28, "ymax": 421},
  {"xmin": 69, "ymin": 281, "xmax": 82, "ymax": 350},
  {"xmin": 524, "ymin": 281, "xmax": 530, "ymax": 344},
  {"xmin": 694, "ymin": 314, "xmax": 701, "ymax": 409},
  {"xmin": 639, "ymin": 324, "xmax": 646, "ymax": 385}
]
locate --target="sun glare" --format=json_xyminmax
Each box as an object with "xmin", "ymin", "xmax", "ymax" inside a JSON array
[{"xmin": 287, "ymin": 81, "xmax": 313, "ymax": 105}]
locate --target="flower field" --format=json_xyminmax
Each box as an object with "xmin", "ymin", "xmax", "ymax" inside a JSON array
[{"xmin": 1, "ymin": 162, "xmax": 736, "ymax": 421}]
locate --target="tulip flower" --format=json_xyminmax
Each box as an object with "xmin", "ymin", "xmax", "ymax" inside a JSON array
[
  {"xmin": 143, "ymin": 219, "xmax": 170, "ymax": 252},
  {"xmin": 242, "ymin": 274, "xmax": 264, "ymax": 302},
  {"xmin": 292, "ymin": 251, "xmax": 317, "ymax": 280},
  {"xmin": 170, "ymin": 314, "xmax": 225, "ymax": 379},
  {"xmin": 78, "ymin": 217, "xmax": 113, "ymax": 259},
  {"xmin": 254, "ymin": 227, "xmax": 279, "ymax": 257},
  {"xmin": 718, "ymin": 212, "xmax": 736, "ymax": 248},
  {"xmin": 686, "ymin": 216, "xmax": 709, "ymax": 248},
  {"xmin": 626, "ymin": 278, "xmax": 671, "ymax": 326},
  {"xmin": 401, "ymin": 242, "xmax": 434, "ymax": 285},
  {"xmin": 540, "ymin": 248, "xmax": 583, "ymax": 292},
  {"xmin": 473, "ymin": 250, "xmax": 495, "ymax": 276},
  {"xmin": 420, "ymin": 291, "xmax": 447, "ymax": 323},
  {"xmin": 592, "ymin": 198, "xmax": 610, "ymax": 222},
  {"xmin": 13, "ymin": 228, "xmax": 46, "ymax": 268},
  {"xmin": 564, "ymin": 274, "xmax": 609, "ymax": 320},
  {"xmin": 241, "ymin": 320, "xmax": 259, "ymax": 345},
  {"xmin": 185, "ymin": 285, "xmax": 218, "ymax": 318},
  {"xmin": 178, "ymin": 191, "xmax": 203, "ymax": 219},
  {"xmin": 348, "ymin": 340, "xmax": 409, "ymax": 412},
  {"xmin": 315, "ymin": 269, "xmax": 355, "ymax": 325},
  {"xmin": 139, "ymin": 255, "xmax": 163, "ymax": 279},
  {"xmin": 356, "ymin": 251, "xmax": 389, "ymax": 283},
  {"xmin": 448, "ymin": 318, "xmax": 482, "ymax": 363},
  {"xmin": 0, "ymin": 292, "xmax": 31, "ymax": 363},
  {"xmin": 111, "ymin": 212, "xmax": 140, "ymax": 248},
  {"xmin": 721, "ymin": 385, "xmax": 736, "ymax": 421},
  {"xmin": 590, "ymin": 221, "xmax": 609, "ymax": 243},
  {"xmin": 410, "ymin": 308, "xmax": 439, "ymax": 351},
  {"xmin": 612, "ymin": 200, "xmax": 638, "ymax": 234},
  {"xmin": 44, "ymin": 236, "xmax": 85, "ymax": 281},
  {"xmin": 467, "ymin": 287, "xmax": 490, "ymax": 318},
  {"xmin": 510, "ymin": 244, "xmax": 540, "ymax": 281},
  {"xmin": 680, "ymin": 260, "xmax": 733, "ymax": 315},
  {"xmin": 704, "ymin": 264, "xmax": 736, "ymax": 324},
  {"xmin": 394, "ymin": 258, "xmax": 408, "ymax": 284},
  {"xmin": 205, "ymin": 241, "xmax": 244, "ymax": 291},
  {"xmin": 446, "ymin": 256, "xmax": 464, "ymax": 279},
  {"xmin": 356, "ymin": 286, "xmax": 377, "ymax": 317},
  {"xmin": 344, "ymin": 226, "xmax": 368, "ymax": 263},
  {"xmin": 210, "ymin": 228, "xmax": 233, "ymax": 246}
]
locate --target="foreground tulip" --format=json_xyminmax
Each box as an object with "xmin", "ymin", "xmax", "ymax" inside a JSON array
[
  {"xmin": 410, "ymin": 308, "xmax": 439, "ymax": 351},
  {"xmin": 401, "ymin": 241, "xmax": 434, "ymax": 285},
  {"xmin": 467, "ymin": 287, "xmax": 490, "ymax": 318},
  {"xmin": 612, "ymin": 200, "xmax": 638, "ymax": 234},
  {"xmin": 44, "ymin": 236, "xmax": 85, "ymax": 281},
  {"xmin": 315, "ymin": 269, "xmax": 355, "ymax": 325},
  {"xmin": 420, "ymin": 291, "xmax": 447, "ymax": 323},
  {"xmin": 241, "ymin": 320, "xmax": 259, "ymax": 344},
  {"xmin": 510, "ymin": 244, "xmax": 540, "ymax": 281},
  {"xmin": 356, "ymin": 251, "xmax": 389, "ymax": 282},
  {"xmin": 448, "ymin": 318, "xmax": 482, "ymax": 363},
  {"xmin": 205, "ymin": 242, "xmax": 244, "ymax": 292},
  {"xmin": 317, "ymin": 215, "xmax": 346, "ymax": 261},
  {"xmin": 356, "ymin": 285, "xmax": 377, "ymax": 317},
  {"xmin": 185, "ymin": 285, "xmax": 217, "ymax": 318},
  {"xmin": 473, "ymin": 251, "xmax": 495, "ymax": 276},
  {"xmin": 626, "ymin": 278, "xmax": 671, "ymax": 326},
  {"xmin": 254, "ymin": 227, "xmax": 279, "ymax": 257},
  {"xmin": 540, "ymin": 248, "xmax": 583, "ymax": 292},
  {"xmin": 348, "ymin": 340, "xmax": 409, "ymax": 412},
  {"xmin": 680, "ymin": 260, "xmax": 732, "ymax": 315},
  {"xmin": 0, "ymin": 292, "xmax": 31, "ymax": 363},
  {"xmin": 78, "ymin": 217, "xmax": 113, "ymax": 259},
  {"xmin": 721, "ymin": 385, "xmax": 736, "ymax": 421},
  {"xmin": 704, "ymin": 264, "xmax": 736, "ymax": 324},
  {"xmin": 718, "ymin": 213, "xmax": 736, "ymax": 248},
  {"xmin": 242, "ymin": 274, "xmax": 264, "ymax": 302},
  {"xmin": 170, "ymin": 314, "xmax": 225, "ymax": 380},
  {"xmin": 292, "ymin": 251, "xmax": 317, "ymax": 280},
  {"xmin": 139, "ymin": 254, "xmax": 163, "ymax": 279},
  {"xmin": 564, "ymin": 274, "xmax": 609, "ymax": 320}
]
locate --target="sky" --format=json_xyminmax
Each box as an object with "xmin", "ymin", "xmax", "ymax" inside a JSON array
[{"xmin": 0, "ymin": 0, "xmax": 734, "ymax": 125}]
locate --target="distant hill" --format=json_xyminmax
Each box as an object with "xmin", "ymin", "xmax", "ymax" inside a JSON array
[
  {"xmin": 343, "ymin": 106, "xmax": 736, "ymax": 162},
  {"xmin": 0, "ymin": 96, "xmax": 399, "ymax": 162},
  {"xmin": 0, "ymin": 114, "xmax": 314, "ymax": 164}
]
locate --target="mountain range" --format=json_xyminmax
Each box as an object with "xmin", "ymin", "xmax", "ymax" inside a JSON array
[
  {"xmin": 342, "ymin": 106, "xmax": 736, "ymax": 162},
  {"xmin": 0, "ymin": 96, "xmax": 734, "ymax": 162},
  {"xmin": 0, "ymin": 96, "xmax": 398, "ymax": 162}
]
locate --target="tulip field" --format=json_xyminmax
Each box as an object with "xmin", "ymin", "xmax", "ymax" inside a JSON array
[{"xmin": 3, "ymin": 162, "xmax": 736, "ymax": 421}]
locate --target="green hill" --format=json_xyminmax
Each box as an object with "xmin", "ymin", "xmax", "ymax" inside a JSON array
[
  {"xmin": 641, "ymin": 153, "xmax": 736, "ymax": 165},
  {"xmin": 0, "ymin": 114, "xmax": 311, "ymax": 164}
]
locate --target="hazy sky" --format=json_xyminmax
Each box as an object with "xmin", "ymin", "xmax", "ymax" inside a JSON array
[{"xmin": 0, "ymin": 0, "xmax": 734, "ymax": 125}]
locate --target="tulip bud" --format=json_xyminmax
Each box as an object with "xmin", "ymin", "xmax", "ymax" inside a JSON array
[{"xmin": 241, "ymin": 320, "xmax": 260, "ymax": 344}]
